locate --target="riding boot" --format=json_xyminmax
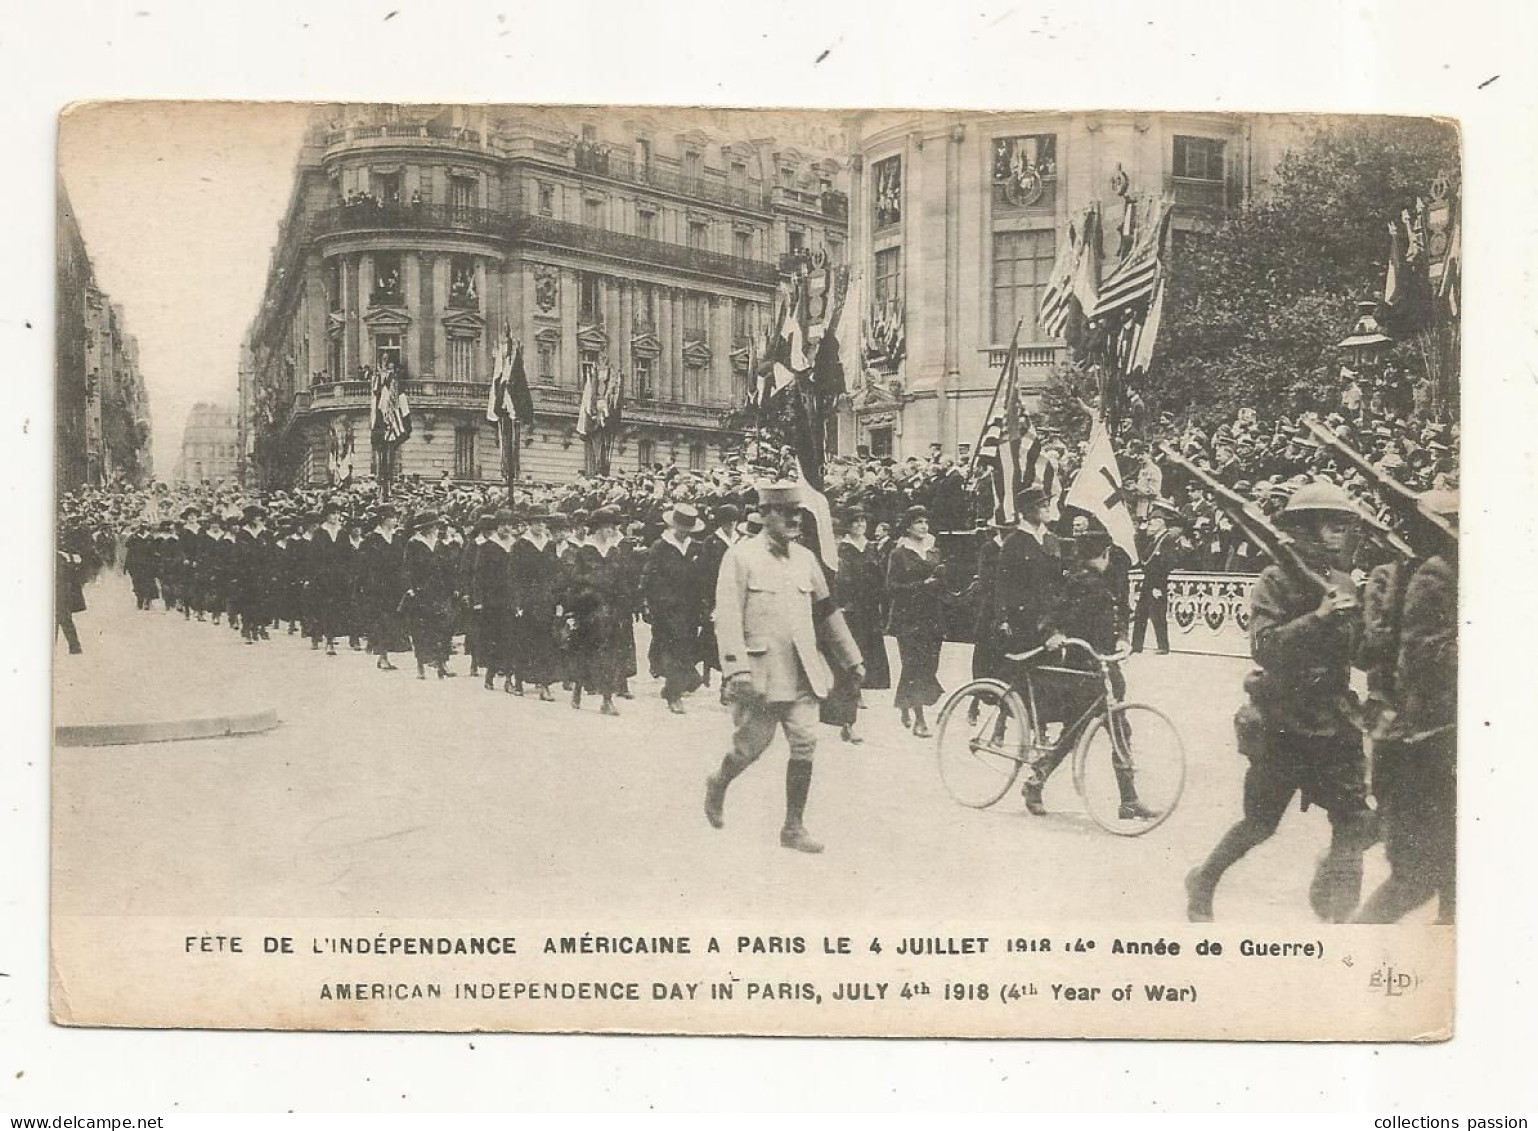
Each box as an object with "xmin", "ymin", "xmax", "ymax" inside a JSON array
[
  {"xmin": 704, "ymin": 751, "xmax": 755, "ymax": 829},
  {"xmin": 780, "ymin": 761, "xmax": 823, "ymax": 853}
]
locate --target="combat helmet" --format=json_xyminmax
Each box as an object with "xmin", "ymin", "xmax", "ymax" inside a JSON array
[{"xmin": 1275, "ymin": 480, "xmax": 1361, "ymax": 529}]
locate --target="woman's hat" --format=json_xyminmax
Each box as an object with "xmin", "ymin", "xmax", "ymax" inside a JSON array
[
  {"xmin": 900, "ymin": 505, "xmax": 930, "ymax": 530},
  {"xmin": 591, "ymin": 505, "xmax": 622, "ymax": 528},
  {"xmin": 664, "ymin": 502, "xmax": 707, "ymax": 533},
  {"xmin": 410, "ymin": 511, "xmax": 441, "ymax": 532}
]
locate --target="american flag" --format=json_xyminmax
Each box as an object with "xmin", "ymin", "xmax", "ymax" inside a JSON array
[
  {"xmin": 1091, "ymin": 199, "xmax": 1170, "ymax": 321},
  {"xmin": 369, "ymin": 364, "xmax": 411, "ymax": 444}
]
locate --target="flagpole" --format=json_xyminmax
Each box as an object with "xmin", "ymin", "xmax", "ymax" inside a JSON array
[{"xmin": 966, "ymin": 318, "xmax": 1023, "ymax": 494}]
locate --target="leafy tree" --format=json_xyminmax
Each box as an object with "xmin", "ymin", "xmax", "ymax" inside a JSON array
[{"xmin": 1153, "ymin": 116, "xmax": 1458, "ymax": 427}]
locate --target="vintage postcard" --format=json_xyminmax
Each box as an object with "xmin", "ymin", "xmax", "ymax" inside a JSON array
[{"xmin": 52, "ymin": 101, "xmax": 1458, "ymax": 1038}]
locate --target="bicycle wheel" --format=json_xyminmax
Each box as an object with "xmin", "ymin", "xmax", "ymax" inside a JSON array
[
  {"xmin": 1071, "ymin": 702, "xmax": 1186, "ymax": 836},
  {"xmin": 935, "ymin": 679, "xmax": 1032, "ymax": 809}
]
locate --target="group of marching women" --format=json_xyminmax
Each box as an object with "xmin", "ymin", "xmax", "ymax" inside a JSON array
[{"xmin": 118, "ymin": 495, "xmax": 787, "ymax": 718}]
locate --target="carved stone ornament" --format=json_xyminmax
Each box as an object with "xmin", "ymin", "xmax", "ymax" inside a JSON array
[
  {"xmin": 534, "ymin": 265, "xmax": 559, "ymax": 314},
  {"xmin": 1110, "ymin": 162, "xmax": 1131, "ymax": 199}
]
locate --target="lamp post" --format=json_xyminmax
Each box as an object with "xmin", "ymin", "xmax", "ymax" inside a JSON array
[{"xmin": 1337, "ymin": 300, "xmax": 1392, "ymax": 371}]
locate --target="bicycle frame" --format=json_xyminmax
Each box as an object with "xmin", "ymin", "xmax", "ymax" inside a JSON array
[{"xmin": 1007, "ymin": 638, "xmax": 1126, "ymax": 766}]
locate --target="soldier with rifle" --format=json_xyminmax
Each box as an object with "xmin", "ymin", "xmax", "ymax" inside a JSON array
[
  {"xmin": 1304, "ymin": 417, "xmax": 1460, "ymax": 924},
  {"xmin": 1166, "ymin": 446, "xmax": 1376, "ymax": 924}
]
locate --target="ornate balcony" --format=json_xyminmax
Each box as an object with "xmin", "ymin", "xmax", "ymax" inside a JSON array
[
  {"xmin": 311, "ymin": 202, "xmax": 506, "ymax": 241},
  {"xmin": 1166, "ymin": 175, "xmax": 1236, "ymax": 212},
  {"xmin": 322, "ymin": 122, "xmax": 488, "ymax": 158},
  {"xmin": 511, "ymin": 212, "xmax": 778, "ymax": 287},
  {"xmin": 574, "ymin": 143, "xmax": 771, "ymax": 213},
  {"xmin": 981, "ymin": 343, "xmax": 1065, "ymax": 375},
  {"xmin": 771, "ymin": 186, "xmax": 849, "ymax": 222}
]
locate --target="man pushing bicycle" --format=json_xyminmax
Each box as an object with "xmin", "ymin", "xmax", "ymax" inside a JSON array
[{"xmin": 1021, "ymin": 528, "xmax": 1157, "ymax": 821}]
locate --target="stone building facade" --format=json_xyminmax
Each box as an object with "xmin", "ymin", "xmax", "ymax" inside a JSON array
[
  {"xmin": 243, "ymin": 105, "xmax": 850, "ymax": 488},
  {"xmin": 172, "ymin": 402, "xmax": 241, "ymax": 484},
  {"xmin": 56, "ymin": 179, "xmax": 153, "ymax": 489},
  {"xmin": 839, "ymin": 111, "xmax": 1309, "ymax": 460}
]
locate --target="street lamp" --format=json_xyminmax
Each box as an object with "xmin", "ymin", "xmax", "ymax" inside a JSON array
[{"xmin": 1337, "ymin": 300, "xmax": 1392, "ymax": 370}]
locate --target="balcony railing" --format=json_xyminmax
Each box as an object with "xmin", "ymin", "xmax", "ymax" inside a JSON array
[
  {"xmin": 771, "ymin": 186, "xmax": 849, "ymax": 222},
  {"xmin": 322, "ymin": 122, "xmax": 486, "ymax": 153},
  {"xmin": 982, "ymin": 343, "xmax": 1065, "ymax": 371},
  {"xmin": 402, "ymin": 380, "xmax": 490, "ymax": 407},
  {"xmin": 307, "ymin": 205, "xmax": 777, "ymax": 286},
  {"xmin": 311, "ymin": 202, "xmax": 506, "ymax": 240},
  {"xmin": 513, "ymin": 212, "xmax": 778, "ymax": 286},
  {"xmin": 1166, "ymin": 175, "xmax": 1234, "ymax": 212},
  {"xmin": 573, "ymin": 144, "xmax": 771, "ymax": 212}
]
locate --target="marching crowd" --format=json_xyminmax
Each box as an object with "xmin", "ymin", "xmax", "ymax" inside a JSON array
[{"xmin": 56, "ymin": 381, "xmax": 1458, "ymax": 917}]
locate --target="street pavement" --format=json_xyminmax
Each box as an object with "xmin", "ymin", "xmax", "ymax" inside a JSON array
[{"xmin": 53, "ymin": 573, "xmax": 1409, "ymax": 926}]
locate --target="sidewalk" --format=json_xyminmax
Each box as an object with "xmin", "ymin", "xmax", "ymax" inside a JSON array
[{"xmin": 53, "ymin": 574, "xmax": 279, "ymax": 744}]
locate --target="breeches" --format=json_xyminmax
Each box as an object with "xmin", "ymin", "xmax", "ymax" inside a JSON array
[{"xmin": 732, "ymin": 695, "xmax": 820, "ymax": 765}]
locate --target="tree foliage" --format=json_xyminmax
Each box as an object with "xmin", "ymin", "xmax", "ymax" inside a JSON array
[{"xmin": 1153, "ymin": 116, "xmax": 1458, "ymax": 426}]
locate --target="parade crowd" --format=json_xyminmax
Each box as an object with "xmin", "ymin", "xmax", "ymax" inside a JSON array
[{"xmin": 56, "ymin": 376, "xmax": 1458, "ymax": 919}]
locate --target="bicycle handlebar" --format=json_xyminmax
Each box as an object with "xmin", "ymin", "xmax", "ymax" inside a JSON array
[{"xmin": 1003, "ymin": 637, "xmax": 1132, "ymax": 666}]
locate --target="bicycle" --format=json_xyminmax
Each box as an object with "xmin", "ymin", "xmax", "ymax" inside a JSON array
[{"xmin": 933, "ymin": 638, "xmax": 1186, "ymax": 836}]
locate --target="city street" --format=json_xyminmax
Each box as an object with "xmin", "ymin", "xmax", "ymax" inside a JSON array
[{"xmin": 54, "ymin": 573, "xmax": 1404, "ymax": 927}]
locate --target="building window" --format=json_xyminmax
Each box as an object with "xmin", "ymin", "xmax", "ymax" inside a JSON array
[
  {"xmin": 374, "ymin": 333, "xmax": 403, "ymax": 372},
  {"xmin": 583, "ymin": 197, "xmax": 606, "ymax": 230},
  {"xmin": 371, "ymin": 170, "xmax": 402, "ymax": 204},
  {"xmin": 449, "ymin": 256, "xmax": 478, "ymax": 309},
  {"xmin": 454, "ymin": 425, "xmax": 476, "ymax": 479},
  {"xmin": 580, "ymin": 349, "xmax": 600, "ymax": 393},
  {"xmin": 788, "ymin": 228, "xmax": 805, "ymax": 256},
  {"xmin": 537, "ymin": 183, "xmax": 555, "ymax": 216},
  {"xmin": 326, "ymin": 260, "xmax": 343, "ymax": 312},
  {"xmin": 537, "ymin": 340, "xmax": 557, "ymax": 382},
  {"xmin": 684, "ymin": 363, "xmax": 705, "ymax": 404},
  {"xmin": 579, "ymin": 274, "xmax": 601, "ymax": 324},
  {"xmin": 636, "ymin": 139, "xmax": 652, "ymax": 177},
  {"xmin": 638, "ymin": 437, "xmax": 655, "ymax": 469},
  {"xmin": 991, "ymin": 229, "xmax": 1056, "ymax": 342},
  {"xmin": 683, "ymin": 293, "xmax": 705, "ymax": 341},
  {"xmin": 688, "ymin": 220, "xmax": 709, "ymax": 251},
  {"xmin": 874, "ymin": 246, "xmax": 902, "ymax": 307},
  {"xmin": 733, "ymin": 229, "xmax": 752, "ymax": 260},
  {"xmin": 780, "ymin": 166, "xmax": 795, "ymax": 188},
  {"xmin": 449, "ymin": 337, "xmax": 476, "ymax": 381},
  {"xmin": 634, "ymin": 285, "xmax": 656, "ymax": 333},
  {"xmin": 581, "ymin": 124, "xmax": 598, "ymax": 144},
  {"xmin": 868, "ymin": 426, "xmax": 893, "ymax": 458},
  {"xmin": 873, "ymin": 156, "xmax": 902, "ymax": 228},
  {"xmin": 1173, "ymin": 135, "xmax": 1225, "ymax": 182},
  {"xmin": 637, "ymin": 208, "xmax": 656, "ymax": 241},
  {"xmin": 450, "ymin": 175, "xmax": 477, "ymax": 212},
  {"xmin": 689, "ymin": 442, "xmax": 707, "ymax": 471},
  {"xmin": 683, "ymin": 151, "xmax": 701, "ymax": 183},
  {"xmin": 731, "ymin": 299, "xmax": 749, "ymax": 344},
  {"xmin": 327, "ymin": 336, "xmax": 342, "ymax": 379},
  {"xmin": 634, "ymin": 355, "xmax": 654, "ymax": 399},
  {"xmin": 372, "ymin": 253, "xmax": 402, "ymax": 306},
  {"xmin": 992, "ymin": 134, "xmax": 1057, "ymax": 209}
]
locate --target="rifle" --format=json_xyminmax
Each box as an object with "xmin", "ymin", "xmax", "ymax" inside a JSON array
[
  {"xmin": 1301, "ymin": 415, "xmax": 1458, "ymax": 557},
  {"xmin": 1158, "ymin": 443, "xmax": 1332, "ymax": 599}
]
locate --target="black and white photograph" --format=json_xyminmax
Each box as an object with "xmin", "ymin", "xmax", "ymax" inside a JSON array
[{"xmin": 46, "ymin": 100, "xmax": 1465, "ymax": 1040}]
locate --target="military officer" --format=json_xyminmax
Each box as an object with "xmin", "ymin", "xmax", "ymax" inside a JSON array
[{"xmin": 704, "ymin": 481, "xmax": 864, "ymax": 854}]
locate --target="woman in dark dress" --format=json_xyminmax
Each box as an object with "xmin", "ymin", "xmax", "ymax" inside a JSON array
[
  {"xmin": 834, "ymin": 508, "xmax": 892, "ymax": 743},
  {"xmin": 402, "ymin": 513, "xmax": 456, "ymax": 680},
  {"xmin": 563, "ymin": 506, "xmax": 628, "ymax": 715},
  {"xmin": 362, "ymin": 506, "xmax": 410, "ymax": 671},
  {"xmin": 885, "ymin": 505, "xmax": 945, "ymax": 738}
]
